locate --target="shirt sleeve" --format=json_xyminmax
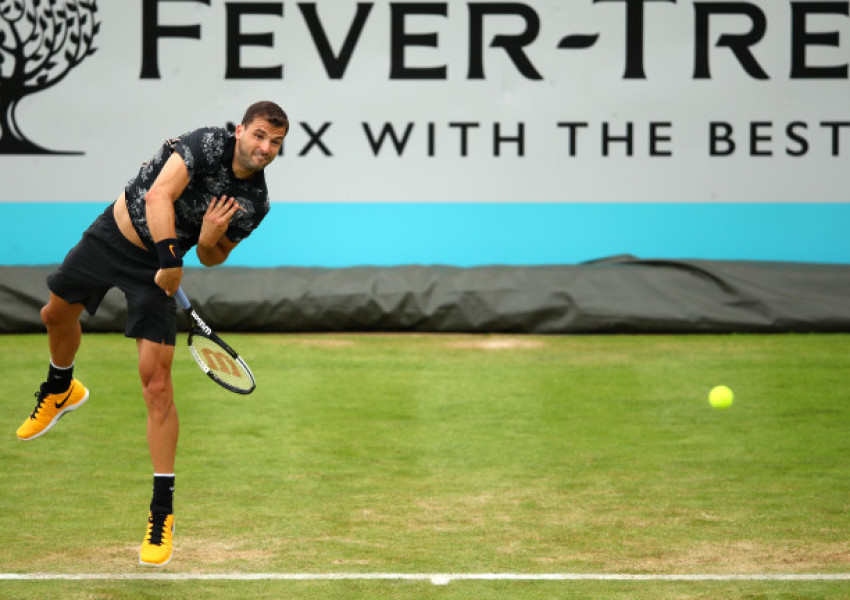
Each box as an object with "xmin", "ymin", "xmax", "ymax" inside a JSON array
[{"xmin": 173, "ymin": 127, "xmax": 225, "ymax": 179}]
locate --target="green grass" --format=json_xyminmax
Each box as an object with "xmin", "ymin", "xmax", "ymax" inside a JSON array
[{"xmin": 1, "ymin": 333, "xmax": 848, "ymax": 599}]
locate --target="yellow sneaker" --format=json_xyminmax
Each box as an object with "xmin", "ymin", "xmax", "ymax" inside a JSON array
[
  {"xmin": 17, "ymin": 379, "xmax": 89, "ymax": 441},
  {"xmin": 140, "ymin": 512, "xmax": 175, "ymax": 567}
]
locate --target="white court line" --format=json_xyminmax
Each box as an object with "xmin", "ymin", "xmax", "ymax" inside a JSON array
[{"xmin": 1, "ymin": 573, "xmax": 850, "ymax": 584}]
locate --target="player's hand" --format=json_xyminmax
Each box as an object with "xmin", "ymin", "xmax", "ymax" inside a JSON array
[
  {"xmin": 155, "ymin": 266, "xmax": 183, "ymax": 296},
  {"xmin": 199, "ymin": 195, "xmax": 243, "ymax": 248}
]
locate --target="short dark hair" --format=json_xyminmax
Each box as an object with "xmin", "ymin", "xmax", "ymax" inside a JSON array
[{"xmin": 242, "ymin": 101, "xmax": 289, "ymax": 130}]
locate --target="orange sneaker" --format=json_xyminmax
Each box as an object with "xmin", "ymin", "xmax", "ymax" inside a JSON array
[
  {"xmin": 16, "ymin": 379, "xmax": 89, "ymax": 441},
  {"xmin": 140, "ymin": 512, "xmax": 175, "ymax": 566}
]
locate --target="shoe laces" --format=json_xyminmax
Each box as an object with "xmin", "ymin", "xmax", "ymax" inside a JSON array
[
  {"xmin": 29, "ymin": 385, "xmax": 49, "ymax": 419},
  {"xmin": 147, "ymin": 513, "xmax": 169, "ymax": 546}
]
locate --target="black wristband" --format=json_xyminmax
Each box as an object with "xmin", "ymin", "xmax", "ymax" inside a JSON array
[{"xmin": 154, "ymin": 238, "xmax": 183, "ymax": 269}]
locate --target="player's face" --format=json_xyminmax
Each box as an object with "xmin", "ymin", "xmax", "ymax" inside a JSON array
[{"xmin": 233, "ymin": 118, "xmax": 287, "ymax": 176}]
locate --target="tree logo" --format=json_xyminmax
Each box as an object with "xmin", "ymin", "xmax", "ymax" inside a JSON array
[{"xmin": 0, "ymin": 0, "xmax": 99, "ymax": 154}]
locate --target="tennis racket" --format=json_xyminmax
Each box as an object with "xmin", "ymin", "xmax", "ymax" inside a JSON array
[{"xmin": 174, "ymin": 287, "xmax": 256, "ymax": 394}]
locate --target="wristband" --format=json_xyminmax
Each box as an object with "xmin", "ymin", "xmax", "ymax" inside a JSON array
[{"xmin": 154, "ymin": 238, "xmax": 183, "ymax": 269}]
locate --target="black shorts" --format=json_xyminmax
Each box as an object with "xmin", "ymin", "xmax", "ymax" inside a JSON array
[{"xmin": 47, "ymin": 203, "xmax": 177, "ymax": 345}]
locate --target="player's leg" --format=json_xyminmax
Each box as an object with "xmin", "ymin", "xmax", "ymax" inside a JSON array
[
  {"xmin": 17, "ymin": 293, "xmax": 90, "ymax": 441},
  {"xmin": 137, "ymin": 338, "xmax": 178, "ymax": 567},
  {"xmin": 138, "ymin": 339, "xmax": 178, "ymax": 472},
  {"xmin": 115, "ymin": 243, "xmax": 180, "ymax": 567},
  {"xmin": 17, "ymin": 207, "xmax": 122, "ymax": 441}
]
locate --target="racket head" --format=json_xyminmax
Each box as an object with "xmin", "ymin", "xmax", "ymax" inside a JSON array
[{"xmin": 187, "ymin": 328, "xmax": 256, "ymax": 394}]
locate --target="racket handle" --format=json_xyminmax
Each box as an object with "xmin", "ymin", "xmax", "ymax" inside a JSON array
[{"xmin": 174, "ymin": 287, "xmax": 191, "ymax": 311}]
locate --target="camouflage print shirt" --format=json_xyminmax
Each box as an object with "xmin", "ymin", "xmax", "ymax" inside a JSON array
[{"xmin": 124, "ymin": 127, "xmax": 270, "ymax": 256}]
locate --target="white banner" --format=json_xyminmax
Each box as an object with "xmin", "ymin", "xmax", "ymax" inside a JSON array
[{"xmin": 1, "ymin": 0, "xmax": 848, "ymax": 203}]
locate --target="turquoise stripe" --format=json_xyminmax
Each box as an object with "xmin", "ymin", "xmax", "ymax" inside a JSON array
[{"xmin": 1, "ymin": 202, "xmax": 848, "ymax": 266}]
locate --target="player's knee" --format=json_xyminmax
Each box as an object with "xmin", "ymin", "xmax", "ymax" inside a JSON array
[
  {"xmin": 40, "ymin": 305, "xmax": 54, "ymax": 327},
  {"xmin": 139, "ymin": 366, "xmax": 173, "ymax": 407},
  {"xmin": 140, "ymin": 370, "xmax": 170, "ymax": 396},
  {"xmin": 40, "ymin": 295, "xmax": 83, "ymax": 330},
  {"xmin": 41, "ymin": 303, "xmax": 71, "ymax": 329}
]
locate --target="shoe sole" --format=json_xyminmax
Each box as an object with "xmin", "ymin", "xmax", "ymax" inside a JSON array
[
  {"xmin": 139, "ymin": 521, "xmax": 175, "ymax": 567},
  {"xmin": 17, "ymin": 390, "xmax": 90, "ymax": 441}
]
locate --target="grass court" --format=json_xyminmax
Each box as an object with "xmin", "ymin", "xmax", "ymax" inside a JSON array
[{"xmin": 1, "ymin": 332, "xmax": 848, "ymax": 599}]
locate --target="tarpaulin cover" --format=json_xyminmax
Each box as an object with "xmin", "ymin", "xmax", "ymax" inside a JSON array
[{"xmin": 2, "ymin": 258, "xmax": 848, "ymax": 334}]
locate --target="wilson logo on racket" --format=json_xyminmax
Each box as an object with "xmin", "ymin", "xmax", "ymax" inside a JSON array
[
  {"xmin": 191, "ymin": 310, "xmax": 212, "ymax": 336},
  {"xmin": 201, "ymin": 348, "xmax": 244, "ymax": 377},
  {"xmin": 176, "ymin": 288, "xmax": 256, "ymax": 395}
]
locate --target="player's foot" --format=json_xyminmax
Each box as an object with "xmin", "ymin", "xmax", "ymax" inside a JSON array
[
  {"xmin": 16, "ymin": 379, "xmax": 89, "ymax": 441},
  {"xmin": 140, "ymin": 512, "xmax": 175, "ymax": 567}
]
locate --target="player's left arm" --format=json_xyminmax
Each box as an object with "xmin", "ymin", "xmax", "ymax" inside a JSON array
[{"xmin": 196, "ymin": 195, "xmax": 242, "ymax": 266}]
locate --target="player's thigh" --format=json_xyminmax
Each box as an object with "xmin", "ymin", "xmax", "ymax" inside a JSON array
[
  {"xmin": 46, "ymin": 236, "xmax": 113, "ymax": 317},
  {"xmin": 120, "ymin": 276, "xmax": 177, "ymax": 346}
]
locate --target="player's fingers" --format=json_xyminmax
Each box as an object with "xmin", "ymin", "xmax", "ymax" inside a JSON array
[
  {"xmin": 225, "ymin": 201, "xmax": 243, "ymax": 217},
  {"xmin": 154, "ymin": 268, "xmax": 180, "ymax": 296},
  {"xmin": 220, "ymin": 196, "xmax": 239, "ymax": 215},
  {"xmin": 208, "ymin": 195, "xmax": 228, "ymax": 213}
]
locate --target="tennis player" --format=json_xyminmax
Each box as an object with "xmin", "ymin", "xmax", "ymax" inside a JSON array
[{"xmin": 16, "ymin": 101, "xmax": 289, "ymax": 566}]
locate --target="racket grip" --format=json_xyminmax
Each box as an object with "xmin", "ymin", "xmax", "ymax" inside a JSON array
[{"xmin": 174, "ymin": 287, "xmax": 191, "ymax": 311}]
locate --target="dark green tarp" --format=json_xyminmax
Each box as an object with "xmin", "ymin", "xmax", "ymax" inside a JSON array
[{"xmin": 2, "ymin": 258, "xmax": 849, "ymax": 334}]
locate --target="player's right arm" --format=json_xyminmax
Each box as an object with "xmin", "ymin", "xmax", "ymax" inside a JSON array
[{"xmin": 147, "ymin": 152, "xmax": 190, "ymax": 296}]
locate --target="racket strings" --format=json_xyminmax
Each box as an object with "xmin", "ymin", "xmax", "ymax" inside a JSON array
[{"xmin": 190, "ymin": 334, "xmax": 254, "ymax": 391}]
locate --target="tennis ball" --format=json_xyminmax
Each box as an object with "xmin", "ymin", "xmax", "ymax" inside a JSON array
[{"xmin": 709, "ymin": 385, "xmax": 734, "ymax": 409}]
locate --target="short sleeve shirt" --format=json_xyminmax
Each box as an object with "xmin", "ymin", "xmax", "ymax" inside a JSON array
[{"xmin": 124, "ymin": 127, "xmax": 270, "ymax": 256}]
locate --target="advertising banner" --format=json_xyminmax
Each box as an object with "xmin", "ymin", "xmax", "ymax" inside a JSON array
[{"xmin": 1, "ymin": 1, "xmax": 848, "ymax": 265}]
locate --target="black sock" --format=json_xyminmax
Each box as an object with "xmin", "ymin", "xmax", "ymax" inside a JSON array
[
  {"xmin": 45, "ymin": 362, "xmax": 73, "ymax": 393},
  {"xmin": 150, "ymin": 474, "xmax": 175, "ymax": 515}
]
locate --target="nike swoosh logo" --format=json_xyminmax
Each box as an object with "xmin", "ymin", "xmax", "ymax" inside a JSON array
[
  {"xmin": 55, "ymin": 384, "xmax": 74, "ymax": 409},
  {"xmin": 169, "ymin": 244, "xmax": 177, "ymax": 258}
]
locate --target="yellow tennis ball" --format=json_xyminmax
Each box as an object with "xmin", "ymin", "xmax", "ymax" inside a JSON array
[{"xmin": 709, "ymin": 385, "xmax": 734, "ymax": 409}]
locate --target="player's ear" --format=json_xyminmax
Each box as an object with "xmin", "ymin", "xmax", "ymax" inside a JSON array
[{"xmin": 234, "ymin": 123, "xmax": 245, "ymax": 140}]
